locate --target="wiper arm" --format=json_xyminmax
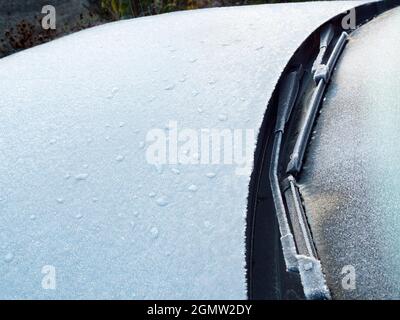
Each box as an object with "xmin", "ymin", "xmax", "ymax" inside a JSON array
[
  {"xmin": 269, "ymin": 67, "xmax": 331, "ymax": 300},
  {"xmin": 269, "ymin": 28, "xmax": 350, "ymax": 300},
  {"xmin": 287, "ymin": 31, "xmax": 349, "ymax": 175}
]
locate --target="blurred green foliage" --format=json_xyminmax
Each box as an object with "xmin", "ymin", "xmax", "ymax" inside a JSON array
[
  {"xmin": 0, "ymin": 0, "xmax": 312, "ymax": 58},
  {"xmin": 101, "ymin": 0, "xmax": 131, "ymax": 19}
]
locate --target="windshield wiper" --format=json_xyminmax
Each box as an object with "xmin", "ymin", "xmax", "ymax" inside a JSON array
[{"xmin": 269, "ymin": 28, "xmax": 350, "ymax": 300}]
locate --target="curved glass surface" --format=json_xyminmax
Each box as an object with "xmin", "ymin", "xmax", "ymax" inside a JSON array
[
  {"xmin": 0, "ymin": 2, "xmax": 365, "ymax": 299},
  {"xmin": 299, "ymin": 6, "xmax": 400, "ymax": 299}
]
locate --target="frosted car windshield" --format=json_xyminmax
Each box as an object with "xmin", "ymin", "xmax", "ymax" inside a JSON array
[
  {"xmin": 299, "ymin": 6, "xmax": 400, "ymax": 299},
  {"xmin": 2, "ymin": 0, "xmax": 399, "ymax": 301},
  {"xmin": 0, "ymin": 2, "xmax": 365, "ymax": 299}
]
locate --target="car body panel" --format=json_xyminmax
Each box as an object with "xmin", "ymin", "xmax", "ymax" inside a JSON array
[{"xmin": 0, "ymin": 2, "xmax": 367, "ymax": 299}]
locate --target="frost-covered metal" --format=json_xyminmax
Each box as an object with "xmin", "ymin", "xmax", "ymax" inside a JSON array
[{"xmin": 0, "ymin": 2, "xmax": 367, "ymax": 299}]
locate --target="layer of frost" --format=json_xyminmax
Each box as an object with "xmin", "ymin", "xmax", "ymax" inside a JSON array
[
  {"xmin": 0, "ymin": 2, "xmax": 367, "ymax": 299},
  {"xmin": 299, "ymin": 6, "xmax": 400, "ymax": 300}
]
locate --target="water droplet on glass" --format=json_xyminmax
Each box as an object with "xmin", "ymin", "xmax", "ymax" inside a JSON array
[
  {"xmin": 188, "ymin": 184, "xmax": 198, "ymax": 192},
  {"xmin": 75, "ymin": 213, "xmax": 83, "ymax": 219},
  {"xmin": 30, "ymin": 214, "xmax": 36, "ymax": 220},
  {"xmin": 75, "ymin": 173, "xmax": 88, "ymax": 181},
  {"xmin": 150, "ymin": 226, "xmax": 159, "ymax": 239},
  {"xmin": 206, "ymin": 172, "xmax": 216, "ymax": 178},
  {"xmin": 164, "ymin": 84, "xmax": 175, "ymax": 91},
  {"xmin": 154, "ymin": 163, "xmax": 163, "ymax": 174},
  {"xmin": 149, "ymin": 192, "xmax": 156, "ymax": 198},
  {"xmin": 116, "ymin": 155, "xmax": 125, "ymax": 162},
  {"xmin": 56, "ymin": 198, "xmax": 64, "ymax": 204},
  {"xmin": 106, "ymin": 87, "xmax": 119, "ymax": 99},
  {"xmin": 4, "ymin": 253, "xmax": 13, "ymax": 263},
  {"xmin": 218, "ymin": 114, "xmax": 228, "ymax": 121},
  {"xmin": 156, "ymin": 196, "xmax": 169, "ymax": 207},
  {"xmin": 171, "ymin": 168, "xmax": 180, "ymax": 175},
  {"xmin": 112, "ymin": 87, "xmax": 119, "ymax": 94}
]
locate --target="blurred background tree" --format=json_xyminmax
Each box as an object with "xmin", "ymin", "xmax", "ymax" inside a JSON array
[
  {"xmin": 0, "ymin": 0, "xmax": 316, "ymax": 57},
  {"xmin": 99, "ymin": 0, "xmax": 309, "ymax": 19}
]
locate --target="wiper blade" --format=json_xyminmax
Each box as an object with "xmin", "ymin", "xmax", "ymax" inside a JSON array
[
  {"xmin": 269, "ymin": 67, "xmax": 331, "ymax": 300},
  {"xmin": 287, "ymin": 31, "xmax": 349, "ymax": 175},
  {"xmin": 269, "ymin": 29, "xmax": 350, "ymax": 300}
]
